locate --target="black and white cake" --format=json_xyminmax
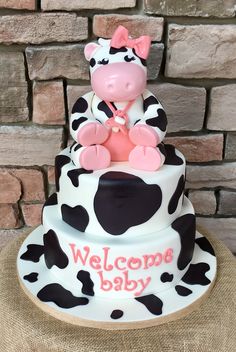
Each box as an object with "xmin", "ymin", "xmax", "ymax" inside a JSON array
[{"xmin": 17, "ymin": 26, "xmax": 217, "ymax": 329}]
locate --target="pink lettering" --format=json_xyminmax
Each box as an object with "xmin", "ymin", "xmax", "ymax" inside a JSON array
[
  {"xmin": 143, "ymin": 254, "xmax": 156, "ymax": 269},
  {"xmin": 114, "ymin": 277, "xmax": 123, "ymax": 291},
  {"xmin": 114, "ymin": 256, "xmax": 126, "ymax": 270},
  {"xmin": 127, "ymin": 257, "xmax": 142, "ymax": 270},
  {"xmin": 69, "ymin": 244, "xmax": 90, "ymax": 265},
  {"xmin": 155, "ymin": 253, "xmax": 162, "ymax": 266},
  {"xmin": 134, "ymin": 277, "xmax": 152, "ymax": 296},
  {"xmin": 89, "ymin": 255, "xmax": 101, "ymax": 270},
  {"xmin": 97, "ymin": 271, "xmax": 113, "ymax": 291},
  {"xmin": 103, "ymin": 247, "xmax": 113, "ymax": 271},
  {"xmin": 164, "ymin": 248, "xmax": 173, "ymax": 263},
  {"xmin": 123, "ymin": 271, "xmax": 138, "ymax": 291}
]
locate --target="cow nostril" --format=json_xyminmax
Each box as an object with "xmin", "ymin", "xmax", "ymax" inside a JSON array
[
  {"xmin": 126, "ymin": 83, "xmax": 132, "ymax": 90},
  {"xmin": 107, "ymin": 83, "xmax": 114, "ymax": 90}
]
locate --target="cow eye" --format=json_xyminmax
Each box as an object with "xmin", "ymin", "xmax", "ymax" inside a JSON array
[
  {"xmin": 98, "ymin": 58, "xmax": 109, "ymax": 65},
  {"xmin": 124, "ymin": 55, "xmax": 135, "ymax": 62}
]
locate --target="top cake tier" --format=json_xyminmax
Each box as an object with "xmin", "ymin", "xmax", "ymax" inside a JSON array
[{"xmin": 51, "ymin": 144, "xmax": 186, "ymax": 239}]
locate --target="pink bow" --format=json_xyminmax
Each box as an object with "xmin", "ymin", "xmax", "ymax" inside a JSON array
[{"xmin": 110, "ymin": 25, "xmax": 151, "ymax": 60}]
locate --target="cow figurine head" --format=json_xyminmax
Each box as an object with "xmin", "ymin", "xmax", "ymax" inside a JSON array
[{"xmin": 84, "ymin": 26, "xmax": 151, "ymax": 102}]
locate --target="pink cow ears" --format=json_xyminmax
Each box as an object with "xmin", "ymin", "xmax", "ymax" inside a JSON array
[{"xmin": 84, "ymin": 43, "xmax": 100, "ymax": 61}]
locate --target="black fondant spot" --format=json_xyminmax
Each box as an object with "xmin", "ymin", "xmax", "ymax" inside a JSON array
[
  {"xmin": 175, "ymin": 285, "xmax": 193, "ymax": 296},
  {"xmin": 135, "ymin": 294, "xmax": 163, "ymax": 316},
  {"xmin": 94, "ymin": 172, "xmax": 162, "ymax": 235},
  {"xmin": 158, "ymin": 143, "xmax": 167, "ymax": 158},
  {"xmin": 20, "ymin": 244, "xmax": 44, "ymax": 263},
  {"xmin": 164, "ymin": 144, "xmax": 183, "ymax": 166},
  {"xmin": 23, "ymin": 272, "xmax": 38, "ymax": 283},
  {"xmin": 55, "ymin": 155, "xmax": 71, "ymax": 192},
  {"xmin": 72, "ymin": 116, "xmax": 88, "ymax": 131},
  {"xmin": 143, "ymin": 95, "xmax": 159, "ymax": 112},
  {"xmin": 110, "ymin": 310, "xmax": 124, "ymax": 320},
  {"xmin": 44, "ymin": 229, "xmax": 69, "ymax": 269},
  {"xmin": 61, "ymin": 204, "xmax": 89, "ymax": 232},
  {"xmin": 172, "ymin": 214, "xmax": 196, "ymax": 270},
  {"xmin": 97, "ymin": 100, "xmax": 115, "ymax": 118},
  {"xmin": 182, "ymin": 263, "xmax": 211, "ymax": 286},
  {"xmin": 109, "ymin": 46, "xmax": 127, "ymax": 54},
  {"xmin": 168, "ymin": 175, "xmax": 185, "ymax": 214},
  {"xmin": 43, "ymin": 193, "xmax": 58, "ymax": 208},
  {"xmin": 134, "ymin": 119, "xmax": 141, "ymax": 125},
  {"xmin": 67, "ymin": 168, "xmax": 92, "ymax": 187},
  {"xmin": 72, "ymin": 97, "xmax": 88, "ymax": 114},
  {"xmin": 195, "ymin": 237, "xmax": 215, "ymax": 256},
  {"xmin": 37, "ymin": 283, "xmax": 89, "ymax": 308},
  {"xmin": 70, "ymin": 141, "xmax": 76, "ymax": 152},
  {"xmin": 146, "ymin": 109, "xmax": 167, "ymax": 132},
  {"xmin": 77, "ymin": 270, "xmax": 94, "ymax": 296},
  {"xmin": 74, "ymin": 143, "xmax": 82, "ymax": 152},
  {"xmin": 160, "ymin": 272, "xmax": 174, "ymax": 283},
  {"xmin": 90, "ymin": 58, "xmax": 96, "ymax": 67}
]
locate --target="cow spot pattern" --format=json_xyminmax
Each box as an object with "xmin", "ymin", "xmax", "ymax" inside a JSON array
[
  {"xmin": 160, "ymin": 272, "xmax": 174, "ymax": 283},
  {"xmin": 97, "ymin": 100, "xmax": 115, "ymax": 118},
  {"xmin": 135, "ymin": 294, "xmax": 163, "ymax": 316},
  {"xmin": 94, "ymin": 172, "xmax": 162, "ymax": 235},
  {"xmin": 168, "ymin": 175, "xmax": 185, "ymax": 214},
  {"xmin": 72, "ymin": 97, "xmax": 88, "ymax": 114},
  {"xmin": 175, "ymin": 285, "xmax": 192, "ymax": 296},
  {"xmin": 43, "ymin": 229, "xmax": 69, "ymax": 269},
  {"xmin": 146, "ymin": 109, "xmax": 167, "ymax": 132},
  {"xmin": 195, "ymin": 237, "xmax": 215, "ymax": 256},
  {"xmin": 182, "ymin": 263, "xmax": 211, "ymax": 286},
  {"xmin": 164, "ymin": 144, "xmax": 184, "ymax": 166},
  {"xmin": 20, "ymin": 244, "xmax": 44, "ymax": 263},
  {"xmin": 67, "ymin": 168, "xmax": 92, "ymax": 187},
  {"xmin": 72, "ymin": 116, "xmax": 88, "ymax": 131},
  {"xmin": 143, "ymin": 95, "xmax": 159, "ymax": 112},
  {"xmin": 172, "ymin": 214, "xmax": 196, "ymax": 270},
  {"xmin": 37, "ymin": 283, "xmax": 89, "ymax": 308},
  {"xmin": 61, "ymin": 204, "xmax": 89, "ymax": 232},
  {"xmin": 110, "ymin": 309, "xmax": 124, "ymax": 320},
  {"xmin": 55, "ymin": 155, "xmax": 71, "ymax": 192},
  {"xmin": 23, "ymin": 272, "xmax": 39, "ymax": 283},
  {"xmin": 77, "ymin": 270, "xmax": 95, "ymax": 296},
  {"xmin": 43, "ymin": 193, "xmax": 58, "ymax": 208}
]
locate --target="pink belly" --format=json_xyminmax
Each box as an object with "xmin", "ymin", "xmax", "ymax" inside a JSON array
[{"xmin": 102, "ymin": 130, "xmax": 135, "ymax": 161}]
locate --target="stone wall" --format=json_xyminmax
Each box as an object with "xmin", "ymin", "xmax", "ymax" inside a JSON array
[{"xmin": 0, "ymin": 0, "xmax": 235, "ymax": 253}]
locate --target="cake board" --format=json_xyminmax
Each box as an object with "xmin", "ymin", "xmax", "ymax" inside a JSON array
[
  {"xmin": 1, "ymin": 229, "xmax": 236, "ymax": 352},
  {"xmin": 16, "ymin": 227, "xmax": 217, "ymax": 330}
]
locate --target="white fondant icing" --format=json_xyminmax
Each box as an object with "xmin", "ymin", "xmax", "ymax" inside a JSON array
[
  {"xmin": 42, "ymin": 197, "xmax": 193, "ymax": 299},
  {"xmin": 55, "ymin": 147, "xmax": 186, "ymax": 238}
]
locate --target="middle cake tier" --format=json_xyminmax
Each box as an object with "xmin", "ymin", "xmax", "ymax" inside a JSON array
[{"xmin": 54, "ymin": 144, "xmax": 186, "ymax": 238}]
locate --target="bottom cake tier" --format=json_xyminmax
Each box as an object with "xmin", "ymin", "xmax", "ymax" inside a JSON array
[{"xmin": 17, "ymin": 197, "xmax": 217, "ymax": 328}]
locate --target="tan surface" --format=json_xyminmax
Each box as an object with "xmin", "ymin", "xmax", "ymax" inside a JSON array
[{"xmin": 0, "ymin": 229, "xmax": 236, "ymax": 352}]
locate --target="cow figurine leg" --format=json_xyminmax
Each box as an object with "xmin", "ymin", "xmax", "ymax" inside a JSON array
[
  {"xmin": 72, "ymin": 123, "xmax": 111, "ymax": 170},
  {"xmin": 128, "ymin": 125, "xmax": 165, "ymax": 171}
]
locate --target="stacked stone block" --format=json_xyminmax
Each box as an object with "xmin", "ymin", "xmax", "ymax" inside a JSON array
[{"xmin": 0, "ymin": 0, "xmax": 235, "ymax": 253}]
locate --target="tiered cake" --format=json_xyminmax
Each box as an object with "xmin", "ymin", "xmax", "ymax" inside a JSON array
[{"xmin": 17, "ymin": 26, "xmax": 217, "ymax": 329}]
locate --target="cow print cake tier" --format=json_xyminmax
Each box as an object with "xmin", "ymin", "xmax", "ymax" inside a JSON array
[{"xmin": 17, "ymin": 25, "xmax": 217, "ymax": 329}]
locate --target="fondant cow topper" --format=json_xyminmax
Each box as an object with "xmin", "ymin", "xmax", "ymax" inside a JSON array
[{"xmin": 70, "ymin": 25, "xmax": 167, "ymax": 171}]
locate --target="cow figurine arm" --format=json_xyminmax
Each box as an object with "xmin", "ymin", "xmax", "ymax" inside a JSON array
[
  {"xmin": 70, "ymin": 91, "xmax": 111, "ymax": 170},
  {"xmin": 70, "ymin": 91, "xmax": 109, "ymax": 146},
  {"xmin": 129, "ymin": 89, "xmax": 167, "ymax": 148}
]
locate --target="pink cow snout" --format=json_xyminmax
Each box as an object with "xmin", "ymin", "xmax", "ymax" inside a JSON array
[{"xmin": 91, "ymin": 62, "xmax": 146, "ymax": 102}]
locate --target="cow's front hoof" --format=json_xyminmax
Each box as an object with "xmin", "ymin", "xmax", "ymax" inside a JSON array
[
  {"xmin": 129, "ymin": 124, "xmax": 159, "ymax": 147},
  {"xmin": 78, "ymin": 122, "xmax": 109, "ymax": 146},
  {"xmin": 129, "ymin": 146, "xmax": 162, "ymax": 171},
  {"xmin": 79, "ymin": 145, "xmax": 111, "ymax": 170}
]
